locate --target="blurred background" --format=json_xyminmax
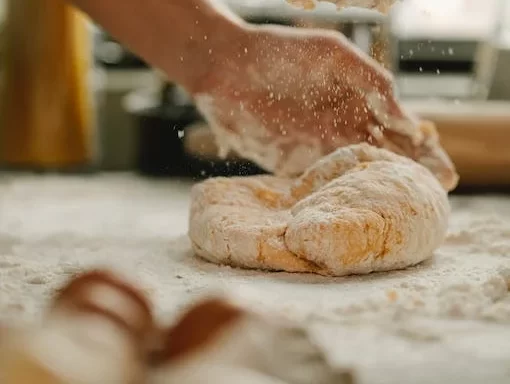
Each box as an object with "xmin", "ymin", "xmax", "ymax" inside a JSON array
[{"xmin": 0, "ymin": 0, "xmax": 510, "ymax": 192}]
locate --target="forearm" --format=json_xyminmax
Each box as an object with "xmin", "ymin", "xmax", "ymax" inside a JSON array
[{"xmin": 71, "ymin": 0, "xmax": 247, "ymax": 90}]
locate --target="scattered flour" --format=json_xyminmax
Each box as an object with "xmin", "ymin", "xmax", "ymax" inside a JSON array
[{"xmin": 1, "ymin": 173, "xmax": 510, "ymax": 383}]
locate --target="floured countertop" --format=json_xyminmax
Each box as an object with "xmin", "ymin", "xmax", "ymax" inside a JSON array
[{"xmin": 0, "ymin": 173, "xmax": 510, "ymax": 383}]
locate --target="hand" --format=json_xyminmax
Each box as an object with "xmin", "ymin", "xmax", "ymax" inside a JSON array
[{"xmin": 188, "ymin": 24, "xmax": 458, "ymax": 191}]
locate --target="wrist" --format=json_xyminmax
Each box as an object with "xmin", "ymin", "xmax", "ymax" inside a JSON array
[{"xmin": 161, "ymin": 2, "xmax": 250, "ymax": 93}]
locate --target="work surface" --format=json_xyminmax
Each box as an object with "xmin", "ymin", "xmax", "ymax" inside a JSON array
[{"xmin": 1, "ymin": 173, "xmax": 510, "ymax": 383}]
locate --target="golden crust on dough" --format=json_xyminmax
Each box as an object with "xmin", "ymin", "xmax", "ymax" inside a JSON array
[{"xmin": 189, "ymin": 144, "xmax": 450, "ymax": 276}]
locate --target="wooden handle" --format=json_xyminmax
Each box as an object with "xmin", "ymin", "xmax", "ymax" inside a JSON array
[{"xmin": 429, "ymin": 117, "xmax": 510, "ymax": 185}]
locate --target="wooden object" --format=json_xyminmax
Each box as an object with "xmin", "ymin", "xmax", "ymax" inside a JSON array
[
  {"xmin": 0, "ymin": 0, "xmax": 95, "ymax": 168},
  {"xmin": 406, "ymin": 101, "xmax": 510, "ymax": 186}
]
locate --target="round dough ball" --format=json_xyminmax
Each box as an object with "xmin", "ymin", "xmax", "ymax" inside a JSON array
[{"xmin": 188, "ymin": 143, "xmax": 450, "ymax": 276}]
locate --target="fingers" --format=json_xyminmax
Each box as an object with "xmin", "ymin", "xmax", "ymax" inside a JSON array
[
  {"xmin": 364, "ymin": 84, "xmax": 459, "ymax": 191},
  {"xmin": 417, "ymin": 144, "xmax": 459, "ymax": 191},
  {"xmin": 365, "ymin": 91, "xmax": 423, "ymax": 147},
  {"xmin": 415, "ymin": 121, "xmax": 459, "ymax": 191},
  {"xmin": 326, "ymin": 33, "xmax": 420, "ymax": 147},
  {"xmin": 364, "ymin": 112, "xmax": 459, "ymax": 191},
  {"xmin": 325, "ymin": 32, "xmax": 404, "ymax": 117},
  {"xmin": 328, "ymin": 32, "xmax": 392, "ymax": 93}
]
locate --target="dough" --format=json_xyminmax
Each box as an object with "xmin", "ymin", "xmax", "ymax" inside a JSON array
[{"xmin": 188, "ymin": 144, "xmax": 450, "ymax": 276}]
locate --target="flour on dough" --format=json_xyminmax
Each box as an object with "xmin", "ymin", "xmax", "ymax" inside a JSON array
[{"xmin": 188, "ymin": 144, "xmax": 450, "ymax": 276}]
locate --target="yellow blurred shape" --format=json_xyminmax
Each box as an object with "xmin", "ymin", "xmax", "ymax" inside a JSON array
[{"xmin": 0, "ymin": 0, "xmax": 94, "ymax": 168}]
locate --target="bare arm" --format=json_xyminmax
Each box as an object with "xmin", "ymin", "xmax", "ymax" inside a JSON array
[
  {"xmin": 70, "ymin": 0, "xmax": 457, "ymax": 189},
  {"xmin": 71, "ymin": 0, "xmax": 247, "ymax": 91}
]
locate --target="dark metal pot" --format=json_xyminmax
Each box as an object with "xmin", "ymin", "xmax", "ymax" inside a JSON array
[{"xmin": 124, "ymin": 83, "xmax": 265, "ymax": 179}]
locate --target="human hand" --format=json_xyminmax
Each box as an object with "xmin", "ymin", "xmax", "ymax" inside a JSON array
[{"xmin": 188, "ymin": 24, "xmax": 458, "ymax": 191}]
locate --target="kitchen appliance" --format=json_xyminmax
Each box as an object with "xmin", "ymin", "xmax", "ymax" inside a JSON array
[
  {"xmin": 389, "ymin": 0, "xmax": 503, "ymax": 100},
  {"xmin": 487, "ymin": 0, "xmax": 510, "ymax": 100}
]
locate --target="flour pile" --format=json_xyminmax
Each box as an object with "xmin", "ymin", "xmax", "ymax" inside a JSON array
[{"xmin": 1, "ymin": 174, "xmax": 510, "ymax": 383}]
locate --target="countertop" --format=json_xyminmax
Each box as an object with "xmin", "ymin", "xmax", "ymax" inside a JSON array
[{"xmin": 1, "ymin": 173, "xmax": 510, "ymax": 383}]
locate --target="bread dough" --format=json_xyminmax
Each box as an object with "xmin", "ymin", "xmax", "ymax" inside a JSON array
[{"xmin": 188, "ymin": 144, "xmax": 450, "ymax": 276}]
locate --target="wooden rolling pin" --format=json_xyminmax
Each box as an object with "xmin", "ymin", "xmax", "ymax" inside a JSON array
[
  {"xmin": 0, "ymin": 0, "xmax": 95, "ymax": 169},
  {"xmin": 406, "ymin": 101, "xmax": 510, "ymax": 186}
]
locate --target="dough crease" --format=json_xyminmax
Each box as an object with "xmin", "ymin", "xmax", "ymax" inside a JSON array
[{"xmin": 188, "ymin": 143, "xmax": 450, "ymax": 276}]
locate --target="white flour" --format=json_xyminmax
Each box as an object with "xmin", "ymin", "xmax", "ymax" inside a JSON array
[{"xmin": 0, "ymin": 173, "xmax": 510, "ymax": 383}]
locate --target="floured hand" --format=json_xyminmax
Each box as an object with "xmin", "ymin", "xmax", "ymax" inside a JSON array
[{"xmin": 188, "ymin": 24, "xmax": 458, "ymax": 191}]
